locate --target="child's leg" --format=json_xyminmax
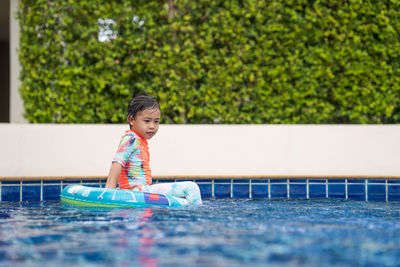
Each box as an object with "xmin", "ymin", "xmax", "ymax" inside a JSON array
[{"xmin": 147, "ymin": 181, "xmax": 202, "ymax": 205}]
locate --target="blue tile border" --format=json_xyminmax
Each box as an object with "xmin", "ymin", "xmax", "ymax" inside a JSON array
[
  {"xmin": 214, "ymin": 184, "xmax": 231, "ymax": 198},
  {"xmin": 328, "ymin": 184, "xmax": 346, "ymax": 199},
  {"xmin": 290, "ymin": 184, "xmax": 307, "ymax": 198},
  {"xmin": 22, "ymin": 186, "xmax": 41, "ymax": 202},
  {"xmin": 1, "ymin": 186, "xmax": 21, "ymax": 202},
  {"xmin": 251, "ymin": 184, "xmax": 268, "ymax": 199},
  {"xmin": 347, "ymin": 179, "xmax": 365, "ymax": 184},
  {"xmin": 368, "ymin": 184, "xmax": 386, "ymax": 202},
  {"xmin": 368, "ymin": 179, "xmax": 386, "ymax": 184},
  {"xmin": 195, "ymin": 179, "xmax": 213, "ymax": 183},
  {"xmin": 1, "ymin": 178, "xmax": 400, "ymax": 202},
  {"xmin": 347, "ymin": 183, "xmax": 366, "ymax": 200},
  {"xmin": 270, "ymin": 179, "xmax": 287, "ymax": 183},
  {"xmin": 309, "ymin": 179, "xmax": 326, "ymax": 183},
  {"xmin": 43, "ymin": 185, "xmax": 61, "ymax": 201},
  {"xmin": 214, "ymin": 179, "xmax": 232, "ymax": 184},
  {"xmin": 233, "ymin": 184, "xmax": 250, "ymax": 198},
  {"xmin": 328, "ymin": 179, "xmax": 346, "ymax": 183},
  {"xmin": 289, "ymin": 179, "xmax": 307, "ymax": 183},
  {"xmin": 21, "ymin": 180, "xmax": 42, "ymax": 185},
  {"xmin": 251, "ymin": 179, "xmax": 269, "ymax": 184},
  {"xmin": 198, "ymin": 184, "xmax": 212, "ymax": 198},
  {"xmin": 1, "ymin": 181, "xmax": 21, "ymax": 185},
  {"xmin": 348, "ymin": 184, "xmax": 365, "ymax": 201},
  {"xmin": 309, "ymin": 184, "xmax": 326, "ymax": 198},
  {"xmin": 388, "ymin": 185, "xmax": 400, "ymax": 201},
  {"xmin": 233, "ymin": 179, "xmax": 250, "ymax": 183},
  {"xmin": 43, "ymin": 180, "xmax": 62, "ymax": 184},
  {"xmin": 270, "ymin": 184, "xmax": 287, "ymax": 198}
]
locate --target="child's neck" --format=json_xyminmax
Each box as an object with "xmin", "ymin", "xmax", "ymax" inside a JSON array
[{"xmin": 130, "ymin": 128, "xmax": 147, "ymax": 141}]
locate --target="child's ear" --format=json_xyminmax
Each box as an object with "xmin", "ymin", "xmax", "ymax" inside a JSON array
[{"xmin": 127, "ymin": 115, "xmax": 134, "ymax": 124}]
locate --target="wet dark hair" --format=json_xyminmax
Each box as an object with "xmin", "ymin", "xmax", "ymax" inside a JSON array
[{"xmin": 127, "ymin": 93, "xmax": 160, "ymax": 120}]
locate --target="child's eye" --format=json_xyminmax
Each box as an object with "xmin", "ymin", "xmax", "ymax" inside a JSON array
[{"xmin": 144, "ymin": 120, "xmax": 150, "ymax": 123}]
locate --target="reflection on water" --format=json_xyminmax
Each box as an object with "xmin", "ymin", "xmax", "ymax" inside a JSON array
[
  {"xmin": 0, "ymin": 199, "xmax": 400, "ymax": 266},
  {"xmin": 138, "ymin": 209, "xmax": 158, "ymax": 267}
]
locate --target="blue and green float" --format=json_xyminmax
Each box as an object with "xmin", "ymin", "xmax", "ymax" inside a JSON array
[{"xmin": 60, "ymin": 184, "xmax": 189, "ymax": 208}]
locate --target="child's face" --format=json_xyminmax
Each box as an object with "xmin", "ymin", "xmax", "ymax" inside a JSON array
[{"xmin": 129, "ymin": 108, "xmax": 161, "ymax": 139}]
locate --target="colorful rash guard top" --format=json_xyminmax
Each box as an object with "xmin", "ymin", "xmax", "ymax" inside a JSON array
[{"xmin": 112, "ymin": 129, "xmax": 152, "ymax": 190}]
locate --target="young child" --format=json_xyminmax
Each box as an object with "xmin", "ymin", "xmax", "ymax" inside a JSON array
[{"xmin": 105, "ymin": 93, "xmax": 202, "ymax": 205}]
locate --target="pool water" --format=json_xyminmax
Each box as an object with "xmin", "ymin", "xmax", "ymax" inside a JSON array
[{"xmin": 1, "ymin": 199, "xmax": 400, "ymax": 267}]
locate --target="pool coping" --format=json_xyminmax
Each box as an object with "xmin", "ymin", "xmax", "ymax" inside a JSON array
[{"xmin": 1, "ymin": 175, "xmax": 399, "ymax": 181}]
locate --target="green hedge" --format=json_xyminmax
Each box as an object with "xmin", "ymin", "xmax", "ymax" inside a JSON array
[{"xmin": 18, "ymin": 0, "xmax": 400, "ymax": 123}]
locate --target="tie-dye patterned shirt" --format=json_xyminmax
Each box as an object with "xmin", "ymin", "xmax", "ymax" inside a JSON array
[{"xmin": 112, "ymin": 130, "xmax": 152, "ymax": 189}]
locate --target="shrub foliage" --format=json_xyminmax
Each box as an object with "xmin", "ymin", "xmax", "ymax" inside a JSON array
[{"xmin": 18, "ymin": 0, "xmax": 400, "ymax": 123}]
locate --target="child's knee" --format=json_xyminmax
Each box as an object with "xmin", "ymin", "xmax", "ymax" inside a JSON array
[{"xmin": 184, "ymin": 181, "xmax": 200, "ymax": 190}]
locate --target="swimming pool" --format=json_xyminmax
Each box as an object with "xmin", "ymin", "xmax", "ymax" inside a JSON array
[{"xmin": 1, "ymin": 198, "xmax": 400, "ymax": 267}]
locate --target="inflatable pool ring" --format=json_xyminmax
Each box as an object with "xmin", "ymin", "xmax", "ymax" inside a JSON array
[{"xmin": 60, "ymin": 184, "xmax": 190, "ymax": 208}]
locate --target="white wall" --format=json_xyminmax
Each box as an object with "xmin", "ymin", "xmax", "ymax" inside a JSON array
[{"xmin": 1, "ymin": 124, "xmax": 399, "ymax": 178}]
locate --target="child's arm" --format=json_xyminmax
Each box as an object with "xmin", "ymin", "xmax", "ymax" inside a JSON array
[{"xmin": 105, "ymin": 162, "xmax": 122, "ymax": 188}]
